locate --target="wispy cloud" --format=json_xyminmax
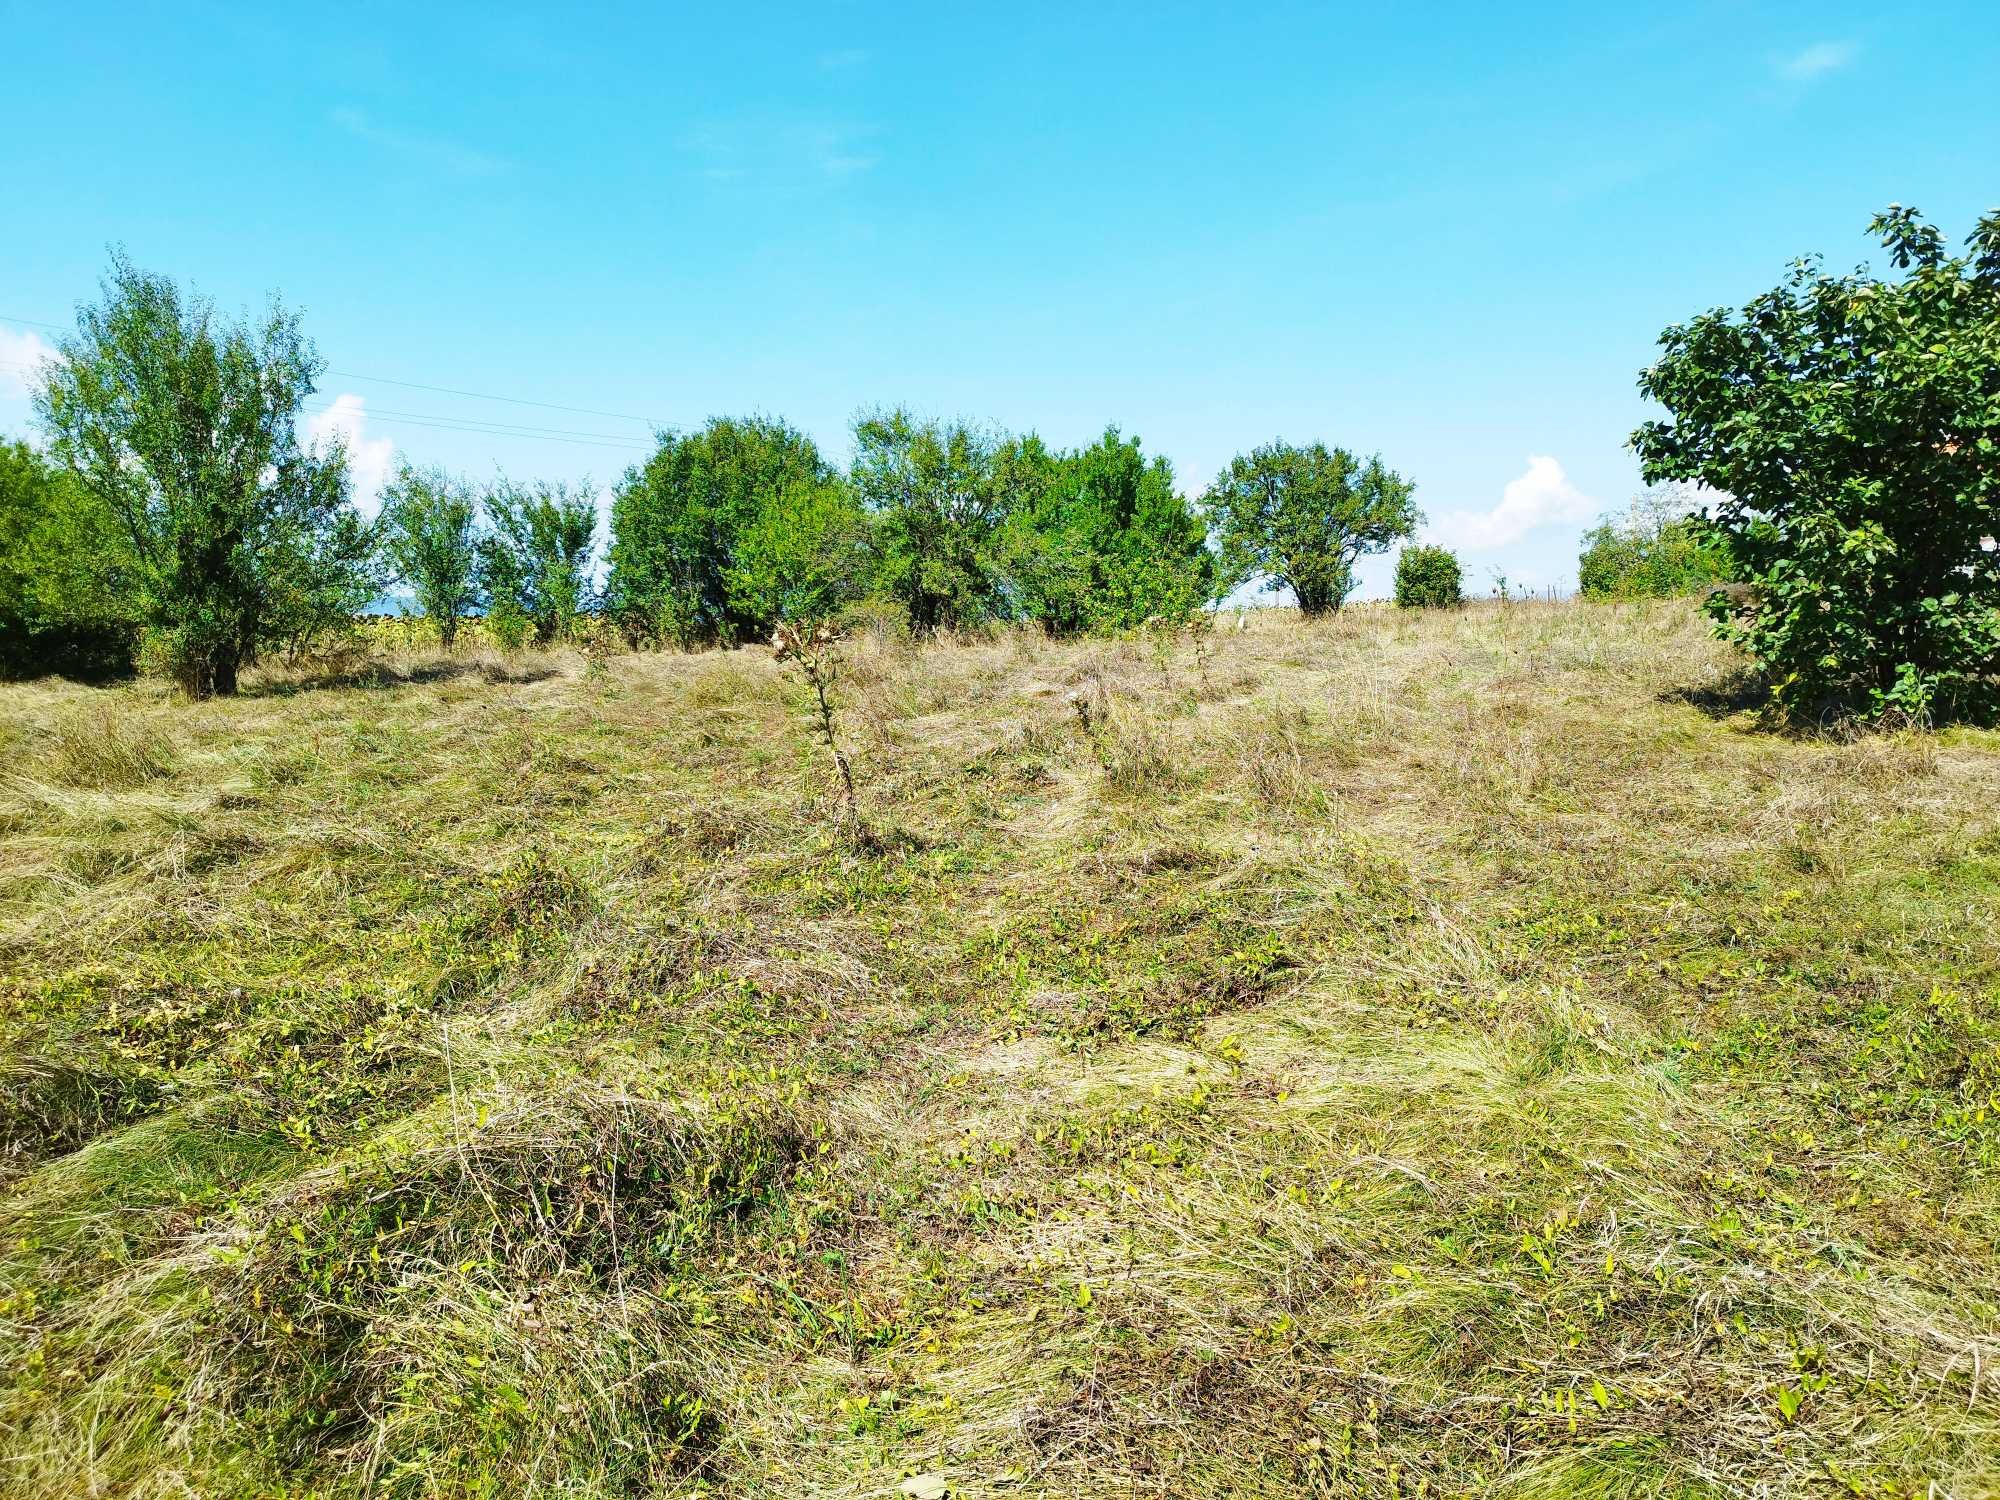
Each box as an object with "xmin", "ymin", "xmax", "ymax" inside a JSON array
[
  {"xmin": 0, "ymin": 325, "xmax": 59, "ymax": 401},
  {"xmin": 682, "ymin": 116, "xmax": 880, "ymax": 185},
  {"xmin": 1429, "ymin": 456, "xmax": 1597, "ymax": 551},
  {"xmin": 1774, "ymin": 40, "xmax": 1857, "ymax": 82},
  {"xmin": 304, "ymin": 393, "xmax": 396, "ymax": 517},
  {"xmin": 818, "ymin": 47, "xmax": 869, "ymax": 71},
  {"xmin": 331, "ymin": 107, "xmax": 507, "ymax": 179}
]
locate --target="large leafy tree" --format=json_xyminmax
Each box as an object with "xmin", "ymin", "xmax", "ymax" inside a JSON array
[
  {"xmin": 606, "ymin": 416, "xmax": 832, "ymax": 646},
  {"xmin": 0, "ymin": 439, "xmax": 140, "ymax": 678},
  {"xmin": 480, "ymin": 479, "xmax": 597, "ymax": 644},
  {"xmin": 1203, "ymin": 441, "xmax": 1419, "ymax": 615},
  {"xmin": 852, "ymin": 409, "xmax": 1015, "ymax": 635},
  {"xmin": 1634, "ymin": 207, "xmax": 2000, "ymax": 721},
  {"xmin": 1006, "ymin": 427, "xmax": 1215, "ymax": 634},
  {"xmin": 380, "ymin": 462, "xmax": 481, "ymax": 648},
  {"xmin": 33, "ymin": 252, "xmax": 372, "ymax": 696}
]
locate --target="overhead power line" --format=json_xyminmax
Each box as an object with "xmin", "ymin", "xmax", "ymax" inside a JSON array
[
  {"xmin": 324, "ymin": 370, "xmax": 659, "ymax": 426},
  {"xmin": 1, "ymin": 312, "xmax": 666, "ymax": 433},
  {"xmin": 2, "ymin": 364, "xmax": 650, "ymax": 451},
  {"xmin": 302, "ymin": 400, "xmax": 651, "ymax": 447}
]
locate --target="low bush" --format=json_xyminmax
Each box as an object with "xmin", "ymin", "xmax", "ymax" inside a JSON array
[
  {"xmin": 1393, "ymin": 544, "xmax": 1463, "ymax": 608},
  {"xmin": 1577, "ymin": 515, "xmax": 1729, "ymax": 600}
]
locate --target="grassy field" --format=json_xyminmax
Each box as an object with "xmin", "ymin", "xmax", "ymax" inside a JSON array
[{"xmin": 2, "ymin": 600, "xmax": 1997, "ymax": 1499}]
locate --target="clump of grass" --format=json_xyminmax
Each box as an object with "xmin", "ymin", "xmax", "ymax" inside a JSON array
[
  {"xmin": 41, "ymin": 700, "xmax": 176, "ymax": 788},
  {"xmin": 4, "ymin": 1075, "xmax": 818, "ymax": 1497},
  {"xmin": 0, "ymin": 1053, "xmax": 169, "ymax": 1179}
]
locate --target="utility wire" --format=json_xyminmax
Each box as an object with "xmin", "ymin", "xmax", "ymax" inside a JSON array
[
  {"xmin": 302, "ymin": 401, "xmax": 651, "ymax": 446},
  {"xmin": 1, "ymin": 312, "xmax": 666, "ymax": 430},
  {"xmin": 324, "ymin": 370, "xmax": 659, "ymax": 426},
  {"xmin": 1, "ymin": 363, "xmax": 651, "ymax": 451}
]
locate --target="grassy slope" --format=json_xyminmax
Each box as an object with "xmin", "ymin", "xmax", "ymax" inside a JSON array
[{"xmin": 1, "ymin": 601, "xmax": 1997, "ymax": 1499}]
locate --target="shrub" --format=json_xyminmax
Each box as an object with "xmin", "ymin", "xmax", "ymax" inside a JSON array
[
  {"xmin": 852, "ymin": 409, "xmax": 1015, "ymax": 635},
  {"xmin": 725, "ymin": 477, "xmax": 871, "ymax": 631},
  {"xmin": 0, "ymin": 441, "xmax": 139, "ymax": 679},
  {"xmin": 380, "ymin": 463, "xmax": 481, "ymax": 648},
  {"xmin": 1394, "ymin": 544, "xmax": 1463, "ymax": 608},
  {"xmin": 1633, "ymin": 206, "xmax": 2000, "ymax": 721},
  {"xmin": 479, "ymin": 480, "xmax": 597, "ymax": 644},
  {"xmin": 1003, "ymin": 428, "xmax": 1216, "ymax": 636},
  {"xmin": 1576, "ymin": 484, "xmax": 1730, "ymax": 600},
  {"xmin": 483, "ymin": 599, "xmax": 531, "ymax": 652},
  {"xmin": 607, "ymin": 417, "xmax": 836, "ymax": 647}
]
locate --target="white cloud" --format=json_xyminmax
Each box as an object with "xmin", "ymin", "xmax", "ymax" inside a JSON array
[
  {"xmin": 305, "ymin": 394, "xmax": 396, "ymax": 517},
  {"xmin": 1775, "ymin": 41, "xmax": 1857, "ymax": 81},
  {"xmin": 331, "ymin": 107, "xmax": 506, "ymax": 179},
  {"xmin": 682, "ymin": 116, "xmax": 880, "ymax": 183},
  {"xmin": 1430, "ymin": 455, "xmax": 1597, "ymax": 551},
  {"xmin": 0, "ymin": 325, "xmax": 59, "ymax": 400}
]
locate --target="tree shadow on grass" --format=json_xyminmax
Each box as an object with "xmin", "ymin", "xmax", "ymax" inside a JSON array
[
  {"xmin": 1660, "ymin": 666, "xmax": 1771, "ymax": 721},
  {"xmin": 243, "ymin": 658, "xmax": 562, "ymax": 698},
  {"xmin": 1663, "ymin": 667, "xmax": 2000, "ymax": 735}
]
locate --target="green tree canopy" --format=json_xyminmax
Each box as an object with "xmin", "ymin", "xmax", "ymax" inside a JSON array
[
  {"xmin": 1203, "ymin": 441, "xmax": 1419, "ymax": 616},
  {"xmin": 725, "ymin": 477, "xmax": 872, "ymax": 632},
  {"xmin": 0, "ymin": 439, "xmax": 140, "ymax": 678},
  {"xmin": 852, "ymin": 409, "xmax": 1016, "ymax": 635},
  {"xmin": 33, "ymin": 252, "xmax": 372, "ymax": 695},
  {"xmin": 481, "ymin": 479, "xmax": 597, "ymax": 644},
  {"xmin": 607, "ymin": 416, "xmax": 833, "ymax": 646},
  {"xmin": 1005, "ymin": 427, "xmax": 1215, "ymax": 634},
  {"xmin": 380, "ymin": 462, "xmax": 481, "ymax": 648},
  {"xmin": 1633, "ymin": 207, "xmax": 2000, "ymax": 720}
]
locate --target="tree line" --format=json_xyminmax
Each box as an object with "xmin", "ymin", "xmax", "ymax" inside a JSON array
[
  {"xmin": 8, "ymin": 203, "xmax": 1997, "ymax": 721},
  {"xmin": 1, "ymin": 254, "xmax": 1431, "ymax": 695}
]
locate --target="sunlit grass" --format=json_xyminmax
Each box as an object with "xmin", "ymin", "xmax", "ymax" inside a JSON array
[{"xmin": 2, "ymin": 600, "xmax": 1996, "ymax": 1497}]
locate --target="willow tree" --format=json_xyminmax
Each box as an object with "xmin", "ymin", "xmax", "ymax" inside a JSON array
[{"xmin": 34, "ymin": 253, "xmax": 371, "ymax": 695}]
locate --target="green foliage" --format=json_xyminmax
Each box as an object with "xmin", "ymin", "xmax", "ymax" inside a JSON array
[
  {"xmin": 1393, "ymin": 544, "xmax": 1463, "ymax": 608},
  {"xmin": 1004, "ymin": 427, "xmax": 1216, "ymax": 634},
  {"xmin": 0, "ymin": 440, "xmax": 139, "ymax": 678},
  {"xmin": 479, "ymin": 479, "xmax": 597, "ymax": 644},
  {"xmin": 32, "ymin": 252, "xmax": 375, "ymax": 696},
  {"xmin": 1633, "ymin": 206, "xmax": 2000, "ymax": 721},
  {"xmin": 1203, "ymin": 440, "xmax": 1419, "ymax": 615},
  {"xmin": 1577, "ymin": 484, "xmax": 1732, "ymax": 601},
  {"xmin": 607, "ymin": 417, "xmax": 834, "ymax": 647},
  {"xmin": 1578, "ymin": 529, "xmax": 1729, "ymax": 602},
  {"xmin": 852, "ymin": 409, "xmax": 1015, "ymax": 635},
  {"xmin": 380, "ymin": 463, "xmax": 481, "ymax": 648},
  {"xmin": 724, "ymin": 477, "xmax": 871, "ymax": 632}
]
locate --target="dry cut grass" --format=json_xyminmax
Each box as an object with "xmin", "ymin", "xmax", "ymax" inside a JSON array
[{"xmin": 1, "ymin": 600, "xmax": 1997, "ymax": 1498}]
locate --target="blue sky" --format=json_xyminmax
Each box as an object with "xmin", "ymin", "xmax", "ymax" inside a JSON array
[{"xmin": 3, "ymin": 1, "xmax": 1996, "ymax": 597}]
